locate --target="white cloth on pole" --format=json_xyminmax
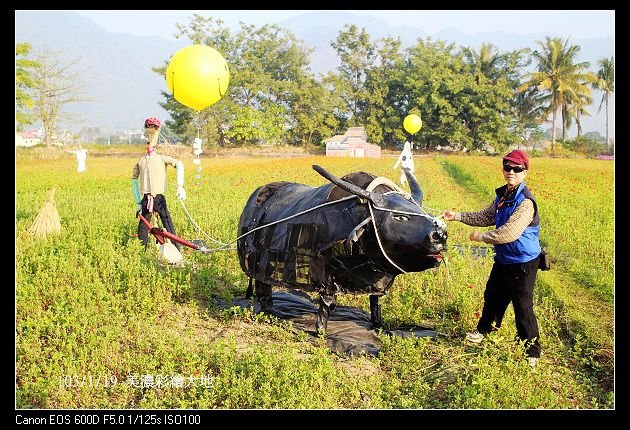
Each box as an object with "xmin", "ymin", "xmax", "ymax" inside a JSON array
[
  {"xmin": 69, "ymin": 149, "xmax": 88, "ymax": 172},
  {"xmin": 393, "ymin": 141, "xmax": 414, "ymax": 184}
]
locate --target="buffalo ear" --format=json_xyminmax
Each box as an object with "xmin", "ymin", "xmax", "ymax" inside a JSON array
[
  {"xmin": 403, "ymin": 168, "xmax": 423, "ymax": 205},
  {"xmin": 313, "ymin": 165, "xmax": 378, "ymax": 203}
]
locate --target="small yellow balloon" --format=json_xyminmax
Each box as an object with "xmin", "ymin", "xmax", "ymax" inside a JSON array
[
  {"xmin": 403, "ymin": 114, "xmax": 422, "ymax": 134},
  {"xmin": 166, "ymin": 45, "xmax": 230, "ymax": 111}
]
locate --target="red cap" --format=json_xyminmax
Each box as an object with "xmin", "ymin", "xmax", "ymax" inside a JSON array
[
  {"xmin": 144, "ymin": 117, "xmax": 161, "ymax": 128},
  {"xmin": 503, "ymin": 150, "xmax": 529, "ymax": 170}
]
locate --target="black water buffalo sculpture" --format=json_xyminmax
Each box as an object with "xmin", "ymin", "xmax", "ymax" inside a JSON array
[{"xmin": 236, "ymin": 165, "xmax": 447, "ymax": 331}]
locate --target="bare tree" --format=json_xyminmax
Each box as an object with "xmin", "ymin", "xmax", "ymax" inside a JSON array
[{"xmin": 30, "ymin": 47, "xmax": 92, "ymax": 146}]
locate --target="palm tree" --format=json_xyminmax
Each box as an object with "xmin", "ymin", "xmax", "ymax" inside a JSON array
[
  {"xmin": 594, "ymin": 57, "xmax": 615, "ymax": 152},
  {"xmin": 518, "ymin": 36, "xmax": 597, "ymax": 152},
  {"xmin": 461, "ymin": 43, "xmax": 502, "ymax": 84},
  {"xmin": 513, "ymin": 86, "xmax": 547, "ymax": 148},
  {"xmin": 563, "ymin": 91, "xmax": 593, "ymax": 138}
]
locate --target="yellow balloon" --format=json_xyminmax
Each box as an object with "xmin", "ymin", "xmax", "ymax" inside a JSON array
[
  {"xmin": 403, "ymin": 114, "xmax": 422, "ymax": 134},
  {"xmin": 166, "ymin": 45, "xmax": 230, "ymax": 111}
]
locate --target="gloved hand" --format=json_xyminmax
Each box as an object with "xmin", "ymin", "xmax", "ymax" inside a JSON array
[
  {"xmin": 176, "ymin": 186, "xmax": 186, "ymax": 201},
  {"xmin": 136, "ymin": 203, "xmax": 142, "ymax": 216}
]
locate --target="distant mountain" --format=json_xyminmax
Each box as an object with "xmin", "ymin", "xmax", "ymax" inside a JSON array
[
  {"xmin": 15, "ymin": 11, "xmax": 187, "ymax": 131},
  {"xmin": 280, "ymin": 12, "xmax": 613, "ymax": 74},
  {"xmin": 16, "ymin": 10, "xmax": 614, "ymax": 138},
  {"xmin": 279, "ymin": 12, "xmax": 429, "ymax": 75}
]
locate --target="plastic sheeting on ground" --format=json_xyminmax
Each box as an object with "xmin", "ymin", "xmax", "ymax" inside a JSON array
[{"xmin": 215, "ymin": 289, "xmax": 437, "ymax": 357}]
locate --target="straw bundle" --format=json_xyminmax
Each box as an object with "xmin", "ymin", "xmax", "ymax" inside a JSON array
[{"xmin": 28, "ymin": 188, "xmax": 61, "ymax": 238}]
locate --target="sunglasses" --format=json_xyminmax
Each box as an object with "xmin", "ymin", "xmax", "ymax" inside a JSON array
[{"xmin": 503, "ymin": 165, "xmax": 526, "ymax": 173}]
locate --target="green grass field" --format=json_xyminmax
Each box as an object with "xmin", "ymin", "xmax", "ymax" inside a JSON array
[{"xmin": 15, "ymin": 152, "xmax": 614, "ymax": 409}]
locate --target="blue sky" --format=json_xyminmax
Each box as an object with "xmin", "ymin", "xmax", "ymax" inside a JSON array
[{"xmin": 72, "ymin": 10, "xmax": 614, "ymax": 39}]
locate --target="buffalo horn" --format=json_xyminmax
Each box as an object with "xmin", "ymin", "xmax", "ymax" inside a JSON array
[{"xmin": 312, "ymin": 165, "xmax": 376, "ymax": 203}]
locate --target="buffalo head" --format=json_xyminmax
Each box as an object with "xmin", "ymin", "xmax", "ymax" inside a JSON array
[{"xmin": 313, "ymin": 165, "xmax": 447, "ymax": 274}]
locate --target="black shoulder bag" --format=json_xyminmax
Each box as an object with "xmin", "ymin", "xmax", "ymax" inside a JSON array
[{"xmin": 538, "ymin": 248, "xmax": 551, "ymax": 271}]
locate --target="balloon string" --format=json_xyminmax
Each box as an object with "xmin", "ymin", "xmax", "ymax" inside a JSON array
[
  {"xmin": 171, "ymin": 71, "xmax": 175, "ymax": 99},
  {"xmin": 196, "ymin": 110, "xmax": 201, "ymax": 138},
  {"xmin": 196, "ymin": 115, "xmax": 201, "ymax": 187}
]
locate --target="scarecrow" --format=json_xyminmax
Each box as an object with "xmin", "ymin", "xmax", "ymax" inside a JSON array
[
  {"xmin": 67, "ymin": 144, "xmax": 88, "ymax": 172},
  {"xmin": 131, "ymin": 117, "xmax": 186, "ymax": 253}
]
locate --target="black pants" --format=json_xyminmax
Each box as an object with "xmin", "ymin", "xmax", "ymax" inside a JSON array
[
  {"xmin": 477, "ymin": 256, "xmax": 541, "ymax": 358},
  {"xmin": 137, "ymin": 194, "xmax": 180, "ymax": 250}
]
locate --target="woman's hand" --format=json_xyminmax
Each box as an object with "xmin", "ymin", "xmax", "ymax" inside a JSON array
[
  {"xmin": 469, "ymin": 231, "xmax": 484, "ymax": 242},
  {"xmin": 443, "ymin": 210, "xmax": 457, "ymax": 221}
]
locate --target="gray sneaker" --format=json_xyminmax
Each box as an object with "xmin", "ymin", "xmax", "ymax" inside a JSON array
[{"xmin": 465, "ymin": 330, "xmax": 484, "ymax": 344}]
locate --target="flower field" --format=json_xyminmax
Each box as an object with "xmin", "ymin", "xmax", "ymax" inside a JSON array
[{"xmin": 15, "ymin": 153, "xmax": 614, "ymax": 409}]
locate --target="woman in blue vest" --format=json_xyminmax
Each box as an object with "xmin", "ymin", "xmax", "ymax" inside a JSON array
[{"xmin": 443, "ymin": 150, "xmax": 542, "ymax": 368}]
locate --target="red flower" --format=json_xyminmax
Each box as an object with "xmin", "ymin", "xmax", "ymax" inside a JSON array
[
  {"xmin": 467, "ymin": 284, "xmax": 474, "ymax": 289},
  {"xmin": 475, "ymin": 312, "xmax": 481, "ymax": 318}
]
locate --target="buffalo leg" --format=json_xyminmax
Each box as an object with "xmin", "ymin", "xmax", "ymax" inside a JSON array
[
  {"xmin": 245, "ymin": 277, "xmax": 254, "ymax": 299},
  {"xmin": 370, "ymin": 295, "xmax": 382, "ymax": 328},
  {"xmin": 255, "ymin": 280, "xmax": 273, "ymax": 313},
  {"xmin": 316, "ymin": 293, "xmax": 336, "ymax": 333}
]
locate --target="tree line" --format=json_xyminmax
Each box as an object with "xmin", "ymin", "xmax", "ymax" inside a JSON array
[{"xmin": 16, "ymin": 15, "xmax": 614, "ymax": 153}]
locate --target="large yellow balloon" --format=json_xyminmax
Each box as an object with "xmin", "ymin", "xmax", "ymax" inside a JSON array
[
  {"xmin": 166, "ymin": 45, "xmax": 230, "ymax": 111},
  {"xmin": 403, "ymin": 114, "xmax": 422, "ymax": 134}
]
